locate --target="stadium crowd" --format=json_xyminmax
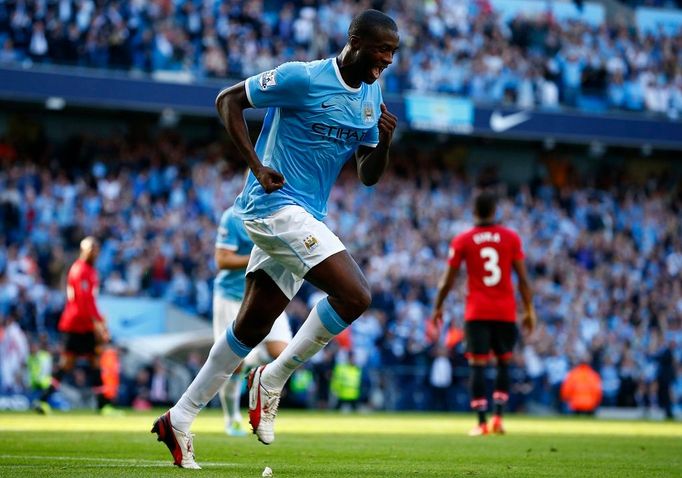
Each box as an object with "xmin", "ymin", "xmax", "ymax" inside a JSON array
[
  {"xmin": 0, "ymin": 130, "xmax": 680, "ymax": 418},
  {"xmin": 1, "ymin": 0, "xmax": 682, "ymax": 116}
]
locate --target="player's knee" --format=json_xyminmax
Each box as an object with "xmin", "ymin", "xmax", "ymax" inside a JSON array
[{"xmin": 345, "ymin": 285, "xmax": 371, "ymax": 317}]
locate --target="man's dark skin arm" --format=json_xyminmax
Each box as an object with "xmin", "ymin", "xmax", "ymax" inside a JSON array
[
  {"xmin": 356, "ymin": 104, "xmax": 398, "ymax": 186},
  {"xmin": 215, "ymin": 82, "xmax": 284, "ymax": 193},
  {"xmin": 431, "ymin": 262, "xmax": 460, "ymax": 330},
  {"xmin": 512, "ymin": 259, "xmax": 537, "ymax": 334}
]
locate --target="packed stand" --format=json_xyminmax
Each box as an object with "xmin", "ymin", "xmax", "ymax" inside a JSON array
[
  {"xmin": 0, "ymin": 132, "xmax": 680, "ymax": 417},
  {"xmin": 1, "ymin": 0, "xmax": 681, "ymax": 117}
]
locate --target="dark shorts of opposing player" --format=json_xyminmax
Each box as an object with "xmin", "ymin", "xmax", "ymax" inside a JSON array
[
  {"xmin": 63, "ymin": 332, "xmax": 97, "ymax": 356},
  {"xmin": 465, "ymin": 321, "xmax": 518, "ymax": 362}
]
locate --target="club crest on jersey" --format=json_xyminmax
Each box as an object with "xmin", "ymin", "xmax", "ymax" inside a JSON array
[
  {"xmin": 362, "ymin": 101, "xmax": 375, "ymax": 123},
  {"xmin": 303, "ymin": 235, "xmax": 319, "ymax": 253},
  {"xmin": 259, "ymin": 70, "xmax": 277, "ymax": 90}
]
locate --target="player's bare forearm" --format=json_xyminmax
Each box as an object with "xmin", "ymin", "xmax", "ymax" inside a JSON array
[
  {"xmin": 433, "ymin": 288, "xmax": 448, "ymax": 315},
  {"xmin": 518, "ymin": 279, "xmax": 533, "ymax": 313},
  {"xmin": 513, "ymin": 259, "xmax": 536, "ymax": 332},
  {"xmin": 513, "ymin": 259, "xmax": 534, "ymax": 313},
  {"xmin": 432, "ymin": 265, "xmax": 458, "ymax": 326},
  {"xmin": 215, "ymin": 83, "xmax": 284, "ymax": 193},
  {"xmin": 434, "ymin": 273, "xmax": 454, "ymax": 311},
  {"xmin": 356, "ymin": 104, "xmax": 397, "ymax": 186},
  {"xmin": 356, "ymin": 142, "xmax": 390, "ymax": 186},
  {"xmin": 215, "ymin": 249, "xmax": 250, "ymax": 270}
]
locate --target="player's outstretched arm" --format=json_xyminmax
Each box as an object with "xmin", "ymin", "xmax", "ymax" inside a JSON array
[
  {"xmin": 512, "ymin": 259, "xmax": 536, "ymax": 334},
  {"xmin": 356, "ymin": 104, "xmax": 398, "ymax": 186},
  {"xmin": 215, "ymin": 83, "xmax": 284, "ymax": 193}
]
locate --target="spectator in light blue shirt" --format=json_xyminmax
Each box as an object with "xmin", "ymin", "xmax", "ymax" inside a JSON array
[
  {"xmin": 557, "ymin": 50, "xmax": 585, "ymax": 107},
  {"xmin": 623, "ymin": 73, "xmax": 645, "ymax": 111},
  {"xmin": 607, "ymin": 71, "xmax": 626, "ymax": 109}
]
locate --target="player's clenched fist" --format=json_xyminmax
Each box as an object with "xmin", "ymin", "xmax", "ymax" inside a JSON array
[
  {"xmin": 378, "ymin": 103, "xmax": 397, "ymax": 145},
  {"xmin": 255, "ymin": 166, "xmax": 285, "ymax": 194}
]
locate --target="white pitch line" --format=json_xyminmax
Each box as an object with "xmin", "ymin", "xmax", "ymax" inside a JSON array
[{"xmin": 0, "ymin": 455, "xmax": 237, "ymax": 468}]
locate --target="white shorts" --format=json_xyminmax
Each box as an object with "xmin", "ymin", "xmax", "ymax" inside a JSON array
[
  {"xmin": 243, "ymin": 205, "xmax": 346, "ymax": 299},
  {"xmin": 212, "ymin": 294, "xmax": 292, "ymax": 345}
]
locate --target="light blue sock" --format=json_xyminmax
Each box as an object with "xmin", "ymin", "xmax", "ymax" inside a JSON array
[
  {"xmin": 170, "ymin": 323, "xmax": 251, "ymax": 433},
  {"xmin": 261, "ymin": 297, "xmax": 348, "ymax": 391}
]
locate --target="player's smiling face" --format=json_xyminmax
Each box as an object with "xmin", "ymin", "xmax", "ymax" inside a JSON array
[{"xmin": 352, "ymin": 27, "xmax": 399, "ymax": 85}]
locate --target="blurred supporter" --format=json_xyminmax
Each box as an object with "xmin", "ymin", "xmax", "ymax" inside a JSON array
[
  {"xmin": 330, "ymin": 351, "xmax": 362, "ymax": 411},
  {"xmin": 103, "ymin": 270, "xmax": 131, "ymax": 296},
  {"xmin": 560, "ymin": 356, "xmax": 603, "ymax": 414},
  {"xmin": 0, "ymin": 128, "xmax": 680, "ymax": 416},
  {"xmin": 26, "ymin": 334, "xmax": 52, "ymax": 396},
  {"xmin": 1, "ymin": 1, "xmax": 681, "ymax": 116},
  {"xmin": 149, "ymin": 358, "xmax": 171, "ymax": 406},
  {"xmin": 130, "ymin": 367, "xmax": 153, "ymax": 410},
  {"xmin": 0, "ymin": 38, "xmax": 20, "ymax": 64},
  {"xmin": 0, "ymin": 314, "xmax": 29, "ymax": 393},
  {"xmin": 654, "ymin": 332, "xmax": 676, "ymax": 419}
]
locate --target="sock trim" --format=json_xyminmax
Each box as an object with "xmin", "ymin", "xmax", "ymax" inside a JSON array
[
  {"xmin": 226, "ymin": 323, "xmax": 252, "ymax": 358},
  {"xmin": 493, "ymin": 391, "xmax": 509, "ymax": 404},
  {"xmin": 317, "ymin": 297, "xmax": 348, "ymax": 335}
]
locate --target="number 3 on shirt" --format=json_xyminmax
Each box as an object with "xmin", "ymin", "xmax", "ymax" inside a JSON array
[{"xmin": 480, "ymin": 247, "xmax": 501, "ymax": 286}]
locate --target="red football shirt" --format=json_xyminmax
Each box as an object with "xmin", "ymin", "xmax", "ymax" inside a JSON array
[
  {"xmin": 448, "ymin": 224, "xmax": 524, "ymax": 322},
  {"xmin": 58, "ymin": 258, "xmax": 104, "ymax": 333}
]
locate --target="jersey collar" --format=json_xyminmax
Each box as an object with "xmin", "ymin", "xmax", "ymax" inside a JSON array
[{"xmin": 332, "ymin": 58, "xmax": 361, "ymax": 93}]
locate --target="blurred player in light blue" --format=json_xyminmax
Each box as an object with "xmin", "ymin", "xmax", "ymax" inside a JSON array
[
  {"xmin": 212, "ymin": 207, "xmax": 292, "ymax": 437},
  {"xmin": 153, "ymin": 9, "xmax": 399, "ymax": 468}
]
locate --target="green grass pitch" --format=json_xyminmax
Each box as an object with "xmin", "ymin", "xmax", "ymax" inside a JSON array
[{"xmin": 0, "ymin": 410, "xmax": 680, "ymax": 477}]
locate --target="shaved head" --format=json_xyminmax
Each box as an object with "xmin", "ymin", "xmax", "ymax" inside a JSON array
[
  {"xmin": 80, "ymin": 236, "xmax": 100, "ymax": 263},
  {"xmin": 347, "ymin": 9, "xmax": 397, "ymax": 39},
  {"xmin": 80, "ymin": 236, "xmax": 98, "ymax": 252}
]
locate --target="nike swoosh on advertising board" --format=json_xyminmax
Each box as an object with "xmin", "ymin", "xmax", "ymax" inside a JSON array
[{"xmin": 489, "ymin": 111, "xmax": 531, "ymax": 132}]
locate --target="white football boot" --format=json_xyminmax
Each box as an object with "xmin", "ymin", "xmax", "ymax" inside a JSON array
[
  {"xmin": 247, "ymin": 365, "xmax": 281, "ymax": 445},
  {"xmin": 151, "ymin": 411, "xmax": 201, "ymax": 469}
]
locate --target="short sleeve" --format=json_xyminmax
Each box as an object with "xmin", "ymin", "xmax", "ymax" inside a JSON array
[
  {"xmin": 215, "ymin": 211, "xmax": 239, "ymax": 251},
  {"xmin": 511, "ymin": 230, "xmax": 524, "ymax": 261},
  {"xmin": 360, "ymin": 89, "xmax": 383, "ymax": 147},
  {"xmin": 361, "ymin": 121, "xmax": 379, "ymax": 147},
  {"xmin": 244, "ymin": 62, "xmax": 311, "ymax": 109},
  {"xmin": 447, "ymin": 236, "xmax": 464, "ymax": 268}
]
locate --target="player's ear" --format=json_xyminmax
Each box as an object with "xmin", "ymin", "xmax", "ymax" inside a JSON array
[{"xmin": 349, "ymin": 35, "xmax": 362, "ymax": 51}]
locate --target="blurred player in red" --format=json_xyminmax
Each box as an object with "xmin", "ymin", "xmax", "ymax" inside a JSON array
[
  {"xmin": 432, "ymin": 191, "xmax": 536, "ymax": 436},
  {"xmin": 36, "ymin": 237, "xmax": 118, "ymax": 414}
]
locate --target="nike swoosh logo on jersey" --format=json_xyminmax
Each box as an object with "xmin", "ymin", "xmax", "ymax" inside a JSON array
[
  {"xmin": 321, "ymin": 101, "xmax": 334, "ymax": 109},
  {"xmin": 489, "ymin": 110, "xmax": 531, "ymax": 132}
]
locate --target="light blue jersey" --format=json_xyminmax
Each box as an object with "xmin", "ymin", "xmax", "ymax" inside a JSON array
[
  {"xmin": 214, "ymin": 207, "xmax": 253, "ymax": 301},
  {"xmin": 233, "ymin": 58, "xmax": 383, "ymax": 221}
]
